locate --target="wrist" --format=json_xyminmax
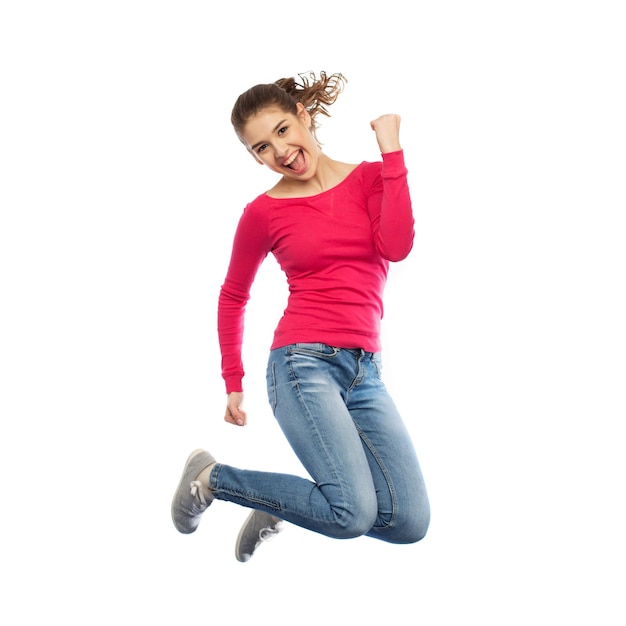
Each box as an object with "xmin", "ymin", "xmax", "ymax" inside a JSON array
[{"xmin": 379, "ymin": 142, "xmax": 402, "ymax": 154}]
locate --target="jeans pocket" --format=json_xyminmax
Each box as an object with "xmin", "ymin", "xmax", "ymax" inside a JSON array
[{"xmin": 288, "ymin": 342, "xmax": 339, "ymax": 358}]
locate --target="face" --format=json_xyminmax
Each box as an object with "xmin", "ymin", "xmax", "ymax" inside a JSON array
[{"xmin": 240, "ymin": 103, "xmax": 320, "ymax": 179}]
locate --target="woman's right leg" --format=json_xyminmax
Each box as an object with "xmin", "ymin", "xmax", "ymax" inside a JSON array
[{"xmin": 208, "ymin": 344, "xmax": 379, "ymax": 539}]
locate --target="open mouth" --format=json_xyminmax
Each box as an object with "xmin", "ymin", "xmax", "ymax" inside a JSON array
[{"xmin": 284, "ymin": 150, "xmax": 306, "ymax": 171}]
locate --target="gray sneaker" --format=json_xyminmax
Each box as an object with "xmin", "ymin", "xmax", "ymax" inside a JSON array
[
  {"xmin": 171, "ymin": 449, "xmax": 216, "ymax": 534},
  {"xmin": 235, "ymin": 510, "xmax": 283, "ymax": 562}
]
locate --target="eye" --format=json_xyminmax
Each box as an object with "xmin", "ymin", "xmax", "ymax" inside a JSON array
[
  {"xmin": 277, "ymin": 126, "xmax": 288, "ymax": 136},
  {"xmin": 256, "ymin": 143, "xmax": 268, "ymax": 154}
]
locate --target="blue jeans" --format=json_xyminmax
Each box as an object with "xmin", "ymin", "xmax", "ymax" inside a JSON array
[{"xmin": 210, "ymin": 343, "xmax": 430, "ymax": 543}]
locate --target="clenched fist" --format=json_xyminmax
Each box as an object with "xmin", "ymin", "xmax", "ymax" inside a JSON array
[{"xmin": 370, "ymin": 114, "xmax": 402, "ymax": 154}]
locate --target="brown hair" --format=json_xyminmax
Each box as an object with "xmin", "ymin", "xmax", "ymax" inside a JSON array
[{"xmin": 231, "ymin": 71, "xmax": 346, "ymax": 142}]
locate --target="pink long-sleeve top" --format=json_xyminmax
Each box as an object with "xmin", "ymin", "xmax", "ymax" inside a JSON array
[{"xmin": 218, "ymin": 150, "xmax": 414, "ymax": 393}]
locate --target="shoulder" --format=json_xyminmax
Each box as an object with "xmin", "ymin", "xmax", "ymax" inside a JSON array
[
  {"xmin": 235, "ymin": 193, "xmax": 276, "ymax": 233},
  {"xmin": 355, "ymin": 151, "xmax": 408, "ymax": 188},
  {"xmin": 358, "ymin": 160, "xmax": 383, "ymax": 178},
  {"xmin": 350, "ymin": 160, "xmax": 383, "ymax": 190},
  {"xmin": 360, "ymin": 151, "xmax": 406, "ymax": 176}
]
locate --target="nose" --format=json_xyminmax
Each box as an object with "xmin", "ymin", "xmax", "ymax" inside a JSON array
[{"xmin": 273, "ymin": 138, "xmax": 288, "ymax": 159}]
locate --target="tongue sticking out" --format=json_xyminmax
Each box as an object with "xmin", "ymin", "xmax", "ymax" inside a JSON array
[{"xmin": 287, "ymin": 150, "xmax": 306, "ymax": 172}]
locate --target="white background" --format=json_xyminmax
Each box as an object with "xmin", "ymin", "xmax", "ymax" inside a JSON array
[{"xmin": 1, "ymin": 1, "xmax": 624, "ymax": 624}]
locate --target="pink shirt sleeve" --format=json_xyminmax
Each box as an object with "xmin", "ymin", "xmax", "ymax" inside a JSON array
[
  {"xmin": 217, "ymin": 202, "xmax": 270, "ymax": 393},
  {"xmin": 368, "ymin": 150, "xmax": 415, "ymax": 261}
]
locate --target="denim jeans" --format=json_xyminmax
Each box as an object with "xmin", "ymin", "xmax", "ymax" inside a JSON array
[{"xmin": 210, "ymin": 343, "xmax": 430, "ymax": 543}]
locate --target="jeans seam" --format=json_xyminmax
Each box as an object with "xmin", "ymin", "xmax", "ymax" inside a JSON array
[
  {"xmin": 211, "ymin": 464, "xmax": 284, "ymax": 512},
  {"xmin": 267, "ymin": 361, "xmax": 277, "ymax": 411},
  {"xmin": 286, "ymin": 351, "xmax": 352, "ymax": 524},
  {"xmin": 357, "ymin": 428, "xmax": 398, "ymax": 531}
]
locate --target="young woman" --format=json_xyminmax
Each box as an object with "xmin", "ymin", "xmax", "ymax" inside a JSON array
[{"xmin": 172, "ymin": 71, "xmax": 430, "ymax": 562}]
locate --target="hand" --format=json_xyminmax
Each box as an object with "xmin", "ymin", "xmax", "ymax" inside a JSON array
[
  {"xmin": 370, "ymin": 114, "xmax": 402, "ymax": 154},
  {"xmin": 224, "ymin": 391, "xmax": 247, "ymax": 426}
]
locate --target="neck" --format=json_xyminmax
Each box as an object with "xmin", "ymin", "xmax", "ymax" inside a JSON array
[{"xmin": 281, "ymin": 154, "xmax": 350, "ymax": 195}]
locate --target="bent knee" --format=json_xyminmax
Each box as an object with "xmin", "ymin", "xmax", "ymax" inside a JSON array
[
  {"xmin": 326, "ymin": 503, "xmax": 378, "ymax": 540},
  {"xmin": 400, "ymin": 506, "xmax": 431, "ymax": 543},
  {"xmin": 373, "ymin": 507, "xmax": 431, "ymax": 544},
  {"xmin": 403, "ymin": 519, "xmax": 430, "ymax": 544}
]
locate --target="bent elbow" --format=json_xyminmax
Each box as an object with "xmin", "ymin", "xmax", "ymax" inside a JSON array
[{"xmin": 382, "ymin": 241, "xmax": 414, "ymax": 262}]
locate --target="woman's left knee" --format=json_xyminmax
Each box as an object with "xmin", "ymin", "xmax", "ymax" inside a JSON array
[
  {"xmin": 374, "ymin": 506, "xmax": 430, "ymax": 544},
  {"xmin": 402, "ymin": 506, "xmax": 430, "ymax": 543}
]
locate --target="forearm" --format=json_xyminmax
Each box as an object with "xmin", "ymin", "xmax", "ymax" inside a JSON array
[{"xmin": 374, "ymin": 150, "xmax": 415, "ymax": 261}]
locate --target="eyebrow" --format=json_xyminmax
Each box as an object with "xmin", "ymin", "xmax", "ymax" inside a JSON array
[{"xmin": 249, "ymin": 119, "xmax": 288, "ymax": 151}]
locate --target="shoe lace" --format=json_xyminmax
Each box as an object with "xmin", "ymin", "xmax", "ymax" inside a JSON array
[
  {"xmin": 189, "ymin": 480, "xmax": 208, "ymax": 506},
  {"xmin": 257, "ymin": 522, "xmax": 282, "ymax": 545}
]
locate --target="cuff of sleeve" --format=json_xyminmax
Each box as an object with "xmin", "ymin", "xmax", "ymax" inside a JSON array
[
  {"xmin": 381, "ymin": 150, "xmax": 408, "ymax": 178},
  {"xmin": 224, "ymin": 376, "xmax": 243, "ymax": 394}
]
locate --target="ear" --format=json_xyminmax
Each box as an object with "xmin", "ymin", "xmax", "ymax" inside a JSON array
[{"xmin": 296, "ymin": 102, "xmax": 312, "ymax": 127}]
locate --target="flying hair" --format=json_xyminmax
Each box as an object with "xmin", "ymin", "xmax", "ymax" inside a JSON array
[{"xmin": 231, "ymin": 71, "xmax": 347, "ymax": 142}]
